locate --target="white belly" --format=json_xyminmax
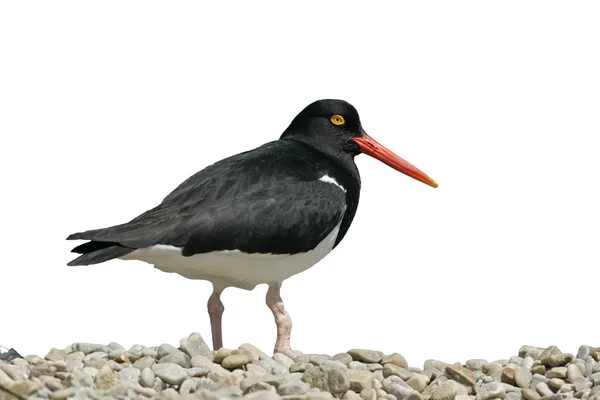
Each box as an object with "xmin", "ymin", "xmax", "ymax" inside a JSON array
[{"xmin": 120, "ymin": 222, "xmax": 341, "ymax": 290}]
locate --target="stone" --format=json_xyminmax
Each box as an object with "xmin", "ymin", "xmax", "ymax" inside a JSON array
[
  {"xmin": 0, "ymin": 364, "xmax": 29, "ymax": 381},
  {"xmin": 291, "ymin": 362, "xmax": 314, "ymax": 373},
  {"xmin": 431, "ymin": 380, "xmax": 468, "ymax": 400},
  {"xmin": 333, "ymin": 353, "xmax": 354, "ymax": 366},
  {"xmin": 133, "ymin": 355, "xmax": 155, "ymax": 370},
  {"xmin": 6, "ymin": 381, "xmax": 41, "ymax": 398},
  {"xmin": 344, "ymin": 390, "xmax": 363, "ymax": 400},
  {"xmin": 50, "ymin": 387, "xmax": 77, "ymax": 400},
  {"xmin": 531, "ymin": 365, "xmax": 546, "ymax": 375},
  {"xmin": 189, "ymin": 367, "xmax": 210, "ymax": 377},
  {"xmin": 279, "ymin": 380, "xmax": 310, "ymax": 396},
  {"xmin": 531, "ymin": 374, "xmax": 549, "ymax": 389},
  {"xmin": 519, "ymin": 347, "xmax": 545, "ymax": 361},
  {"xmin": 477, "ymin": 382, "xmax": 506, "ymax": 400},
  {"xmin": 591, "ymin": 348, "xmax": 600, "ymax": 361},
  {"xmin": 159, "ymin": 350, "xmax": 192, "ymax": 368},
  {"xmin": 406, "ymin": 374, "xmax": 429, "ymax": 393},
  {"xmin": 446, "ymin": 364, "xmax": 476, "ymax": 389},
  {"xmin": 522, "ymin": 357, "xmax": 534, "ymax": 370},
  {"xmin": 425, "ymin": 360, "xmax": 449, "ymax": 379},
  {"xmin": 177, "ymin": 332, "xmax": 212, "ymax": 359},
  {"xmin": 349, "ymin": 361, "xmax": 368, "ymax": 370},
  {"xmin": 274, "ymin": 353, "xmax": 295, "ymax": 367},
  {"xmin": 577, "ymin": 346, "xmax": 591, "ymax": 360},
  {"xmin": 539, "ymin": 347, "xmax": 572, "ymax": 368},
  {"xmin": 466, "ymin": 360, "xmax": 488, "ymax": 371},
  {"xmin": 548, "ymin": 378, "xmax": 564, "ymax": 390},
  {"xmin": 42, "ymin": 376, "xmax": 63, "ymax": 391},
  {"xmin": 140, "ymin": 367, "xmax": 155, "ymax": 388},
  {"xmin": 515, "ymin": 366, "xmax": 532, "ymax": 388},
  {"xmin": 383, "ymin": 376, "xmax": 416, "ymax": 400},
  {"xmin": 64, "ymin": 352, "xmax": 84, "ymax": 372},
  {"xmin": 152, "ymin": 363, "xmax": 189, "ymax": 385},
  {"xmin": 196, "ymin": 377, "xmax": 217, "ymax": 390},
  {"xmin": 95, "ymin": 365, "xmax": 117, "ymax": 390},
  {"xmin": 347, "ymin": 349, "xmax": 385, "ymax": 364},
  {"xmin": 348, "ymin": 369, "xmax": 374, "ymax": 392},
  {"xmin": 157, "ymin": 343, "xmax": 178, "ymax": 359},
  {"xmin": 179, "ymin": 378, "xmax": 197, "ymax": 394},
  {"xmin": 509, "ymin": 357, "xmax": 523, "ymax": 366},
  {"xmin": 306, "ymin": 393, "xmax": 335, "ymax": 400},
  {"xmin": 222, "ymin": 353, "xmax": 253, "ymax": 368},
  {"xmin": 546, "ymin": 367, "xmax": 567, "ymax": 379},
  {"xmin": 382, "ymin": 353, "xmax": 409, "ymax": 368},
  {"xmin": 119, "ymin": 366, "xmax": 141, "ymax": 382},
  {"xmin": 502, "ymin": 367, "xmax": 516, "ymax": 385},
  {"xmin": 535, "ymin": 382, "xmax": 553, "ymax": 397},
  {"xmin": 309, "ymin": 355, "xmax": 331, "ymax": 366},
  {"xmin": 45, "ymin": 352, "xmax": 64, "ymax": 362},
  {"xmin": 302, "ymin": 362, "xmax": 350, "ymax": 395},
  {"xmin": 567, "ymin": 364, "xmax": 584, "ymax": 382},
  {"xmin": 522, "ymin": 388, "xmax": 542, "ymax": 400},
  {"xmin": 72, "ymin": 343, "xmax": 109, "ymax": 354},
  {"xmin": 383, "ymin": 364, "xmax": 414, "ymax": 380}
]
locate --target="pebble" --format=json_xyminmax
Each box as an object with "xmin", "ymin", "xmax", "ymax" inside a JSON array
[
  {"xmin": 302, "ymin": 362, "xmax": 350, "ymax": 396},
  {"xmin": 222, "ymin": 352, "xmax": 253, "ymax": 368},
  {"xmin": 159, "ymin": 349, "xmax": 192, "ymax": 368},
  {"xmin": 384, "ymin": 363, "xmax": 414, "ymax": 380},
  {"xmin": 152, "ymin": 362, "xmax": 189, "ymax": 385},
  {"xmin": 431, "ymin": 380, "xmax": 469, "ymax": 400},
  {"xmin": 466, "ymin": 360, "xmax": 488, "ymax": 371},
  {"xmin": 515, "ymin": 366, "xmax": 533, "ymax": 388},
  {"xmin": 446, "ymin": 364, "xmax": 476, "ymax": 389},
  {"xmin": 522, "ymin": 388, "xmax": 542, "ymax": 400},
  {"xmin": 180, "ymin": 332, "xmax": 213, "ymax": 359},
  {"xmin": 536, "ymin": 382, "xmax": 554, "ymax": 397},
  {"xmin": 406, "ymin": 374, "xmax": 430, "ymax": 393},
  {"xmin": 348, "ymin": 369, "xmax": 375, "ymax": 392},
  {"xmin": 539, "ymin": 347, "xmax": 573, "ymax": 368},
  {"xmin": 381, "ymin": 353, "xmax": 409, "ymax": 368},
  {"xmin": 140, "ymin": 367, "xmax": 155, "ymax": 387},
  {"xmin": 546, "ymin": 367, "xmax": 568, "ymax": 379},
  {"xmin": 477, "ymin": 382, "xmax": 506, "ymax": 400},
  {"xmin": 72, "ymin": 343, "xmax": 109, "ymax": 355},
  {"xmin": 118, "ymin": 366, "xmax": 141, "ymax": 382}
]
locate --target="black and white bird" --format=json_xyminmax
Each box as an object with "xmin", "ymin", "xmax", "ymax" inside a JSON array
[{"xmin": 67, "ymin": 99, "xmax": 437, "ymax": 357}]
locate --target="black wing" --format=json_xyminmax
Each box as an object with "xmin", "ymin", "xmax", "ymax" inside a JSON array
[{"xmin": 67, "ymin": 141, "xmax": 347, "ymax": 263}]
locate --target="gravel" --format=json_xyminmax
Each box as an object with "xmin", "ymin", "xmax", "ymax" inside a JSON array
[{"xmin": 1, "ymin": 339, "xmax": 599, "ymax": 400}]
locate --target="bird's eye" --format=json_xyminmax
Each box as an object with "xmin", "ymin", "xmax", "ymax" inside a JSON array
[{"xmin": 330, "ymin": 115, "xmax": 345, "ymax": 126}]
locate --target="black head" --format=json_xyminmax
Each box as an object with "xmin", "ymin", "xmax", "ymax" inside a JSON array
[
  {"xmin": 280, "ymin": 99, "xmax": 364, "ymax": 156},
  {"xmin": 281, "ymin": 99, "xmax": 439, "ymax": 188}
]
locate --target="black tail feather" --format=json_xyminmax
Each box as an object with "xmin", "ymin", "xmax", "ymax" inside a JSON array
[{"xmin": 67, "ymin": 241, "xmax": 134, "ymax": 266}]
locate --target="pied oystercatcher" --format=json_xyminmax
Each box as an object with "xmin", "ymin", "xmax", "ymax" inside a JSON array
[{"xmin": 67, "ymin": 99, "xmax": 437, "ymax": 357}]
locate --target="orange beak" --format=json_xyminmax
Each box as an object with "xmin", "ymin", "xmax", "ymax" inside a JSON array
[{"xmin": 352, "ymin": 133, "xmax": 438, "ymax": 188}]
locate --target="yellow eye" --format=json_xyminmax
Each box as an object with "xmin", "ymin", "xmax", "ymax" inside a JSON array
[{"xmin": 330, "ymin": 115, "xmax": 345, "ymax": 126}]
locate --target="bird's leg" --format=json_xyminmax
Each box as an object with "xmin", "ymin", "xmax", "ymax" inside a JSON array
[
  {"xmin": 207, "ymin": 285, "xmax": 225, "ymax": 351},
  {"xmin": 266, "ymin": 282, "xmax": 294, "ymax": 358}
]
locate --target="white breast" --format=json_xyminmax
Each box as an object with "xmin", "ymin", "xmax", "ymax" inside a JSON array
[{"xmin": 120, "ymin": 222, "xmax": 342, "ymax": 291}]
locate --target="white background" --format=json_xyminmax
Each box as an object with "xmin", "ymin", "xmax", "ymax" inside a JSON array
[{"xmin": 1, "ymin": 1, "xmax": 598, "ymax": 367}]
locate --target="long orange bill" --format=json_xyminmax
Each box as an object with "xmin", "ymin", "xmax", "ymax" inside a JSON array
[{"xmin": 352, "ymin": 133, "xmax": 438, "ymax": 188}]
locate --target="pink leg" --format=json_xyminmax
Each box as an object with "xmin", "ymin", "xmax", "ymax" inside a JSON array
[
  {"xmin": 266, "ymin": 282, "xmax": 294, "ymax": 358},
  {"xmin": 207, "ymin": 285, "xmax": 224, "ymax": 350}
]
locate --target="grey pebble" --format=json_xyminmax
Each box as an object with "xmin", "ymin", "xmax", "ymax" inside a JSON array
[
  {"xmin": 151, "ymin": 362, "xmax": 189, "ymax": 385},
  {"xmin": 279, "ymin": 380, "xmax": 310, "ymax": 396},
  {"xmin": 50, "ymin": 387, "xmax": 77, "ymax": 400},
  {"xmin": 431, "ymin": 380, "xmax": 468, "ymax": 400},
  {"xmin": 179, "ymin": 378, "xmax": 197, "ymax": 394},
  {"xmin": 546, "ymin": 367, "xmax": 567, "ymax": 379},
  {"xmin": 302, "ymin": 362, "xmax": 350, "ymax": 396},
  {"xmin": 522, "ymin": 388, "xmax": 542, "ymax": 400},
  {"xmin": 383, "ymin": 364, "xmax": 414, "ymax": 380},
  {"xmin": 522, "ymin": 357, "xmax": 535, "ymax": 370},
  {"xmin": 222, "ymin": 352, "xmax": 253, "ymax": 368},
  {"xmin": 274, "ymin": 353, "xmax": 295, "ymax": 367},
  {"xmin": 196, "ymin": 376, "xmax": 217, "ymax": 390},
  {"xmin": 348, "ymin": 349, "xmax": 385, "ymax": 364},
  {"xmin": 466, "ymin": 360, "xmax": 488, "ymax": 371},
  {"xmin": 515, "ymin": 366, "xmax": 532, "ymax": 388},
  {"xmin": 477, "ymin": 382, "xmax": 506, "ymax": 400},
  {"xmin": 535, "ymin": 382, "xmax": 554, "ymax": 397},
  {"xmin": 133, "ymin": 355, "xmax": 155, "ymax": 370},
  {"xmin": 72, "ymin": 343, "xmax": 109, "ymax": 355},
  {"xmin": 333, "ymin": 353, "xmax": 354, "ymax": 366},
  {"xmin": 118, "ymin": 366, "xmax": 141, "ymax": 382},
  {"xmin": 179, "ymin": 332, "xmax": 213, "ymax": 359},
  {"xmin": 159, "ymin": 349, "xmax": 192, "ymax": 368},
  {"xmin": 348, "ymin": 369, "xmax": 374, "ymax": 393},
  {"xmin": 140, "ymin": 367, "xmax": 155, "ymax": 388}
]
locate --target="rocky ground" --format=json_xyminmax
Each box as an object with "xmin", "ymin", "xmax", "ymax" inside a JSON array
[{"xmin": 1, "ymin": 335, "xmax": 598, "ymax": 400}]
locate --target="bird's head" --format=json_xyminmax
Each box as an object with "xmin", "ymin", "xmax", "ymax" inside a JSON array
[{"xmin": 281, "ymin": 99, "xmax": 438, "ymax": 188}]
